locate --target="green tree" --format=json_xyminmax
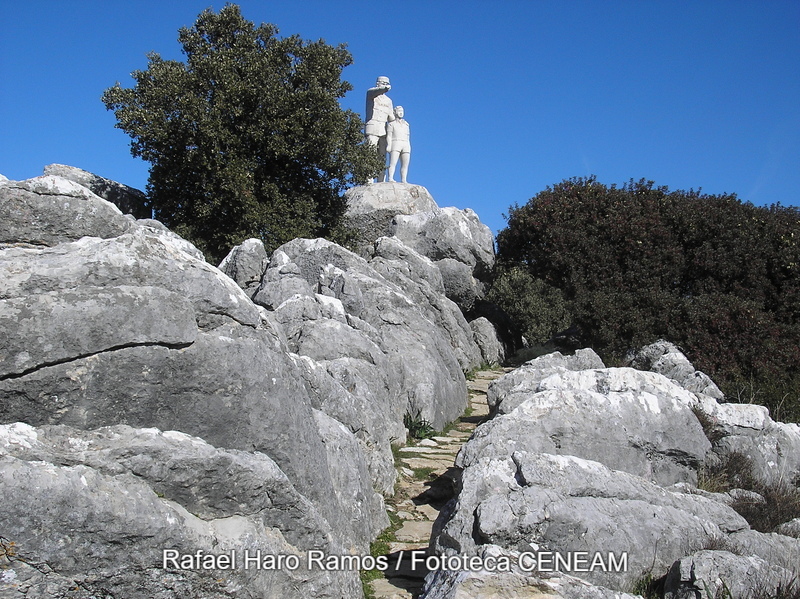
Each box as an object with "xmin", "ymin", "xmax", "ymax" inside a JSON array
[{"xmin": 103, "ymin": 4, "xmax": 383, "ymax": 263}]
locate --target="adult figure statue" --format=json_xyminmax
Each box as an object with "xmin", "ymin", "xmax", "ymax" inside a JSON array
[
  {"xmin": 386, "ymin": 106, "xmax": 411, "ymax": 183},
  {"xmin": 365, "ymin": 76, "xmax": 394, "ymax": 182}
]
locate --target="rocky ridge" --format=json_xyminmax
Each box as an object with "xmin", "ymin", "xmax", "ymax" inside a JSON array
[
  {"xmin": 424, "ymin": 345, "xmax": 800, "ymax": 598},
  {"xmin": 2, "ymin": 168, "xmax": 798, "ymax": 599},
  {"xmin": 0, "ymin": 171, "xmax": 506, "ymax": 598}
]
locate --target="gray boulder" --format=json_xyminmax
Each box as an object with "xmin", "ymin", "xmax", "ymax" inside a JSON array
[
  {"xmin": 487, "ymin": 349, "xmax": 605, "ymax": 414},
  {"xmin": 390, "ymin": 206, "xmax": 495, "ymax": 280},
  {"xmin": 434, "ymin": 257, "xmax": 483, "ymax": 312},
  {"xmin": 703, "ymin": 402, "xmax": 800, "ymax": 488},
  {"xmin": 0, "ymin": 422, "xmax": 360, "ymax": 598},
  {"xmin": 312, "ymin": 410, "xmax": 389, "ymax": 551},
  {"xmin": 344, "ymin": 182, "xmax": 438, "ymax": 250},
  {"xmin": 43, "ymin": 163, "xmax": 150, "ymax": 218},
  {"xmin": 469, "ymin": 317, "xmax": 505, "ymax": 366},
  {"xmin": 370, "ymin": 237, "xmax": 483, "ymax": 371},
  {"xmin": 625, "ymin": 339, "xmax": 724, "ymax": 401},
  {"xmin": 219, "ymin": 237, "xmax": 269, "ymax": 296},
  {"xmin": 461, "ymin": 366, "xmax": 711, "ymax": 486},
  {"xmin": 420, "ymin": 544, "xmax": 643, "ymax": 599},
  {"xmin": 254, "ymin": 238, "xmax": 469, "ymax": 431},
  {"xmin": 777, "ymin": 518, "xmax": 800, "ymax": 538},
  {"xmin": 0, "ymin": 178, "xmax": 385, "ymax": 560},
  {"xmin": 432, "ymin": 452, "xmax": 749, "ymax": 591},
  {"xmin": 664, "ymin": 550, "xmax": 797, "ymax": 599},
  {"xmin": 0, "ymin": 174, "xmax": 133, "ymax": 246},
  {"xmin": 627, "ymin": 340, "xmax": 800, "ymax": 487}
]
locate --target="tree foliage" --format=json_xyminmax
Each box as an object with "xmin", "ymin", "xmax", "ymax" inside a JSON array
[
  {"xmin": 103, "ymin": 4, "xmax": 382, "ymax": 263},
  {"xmin": 496, "ymin": 176, "xmax": 800, "ymax": 419}
]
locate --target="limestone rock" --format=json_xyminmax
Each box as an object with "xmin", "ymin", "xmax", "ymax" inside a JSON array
[
  {"xmin": 370, "ymin": 237, "xmax": 483, "ymax": 371},
  {"xmin": 435, "ymin": 257, "xmax": 483, "ymax": 312},
  {"xmin": 432, "ymin": 452, "xmax": 749, "ymax": 591},
  {"xmin": 462, "ymin": 366, "xmax": 710, "ymax": 486},
  {"xmin": 487, "ymin": 349, "xmax": 605, "ymax": 414},
  {"xmin": 469, "ymin": 317, "xmax": 505, "ymax": 365},
  {"xmin": 312, "ymin": 410, "xmax": 389, "ymax": 551},
  {"xmin": 390, "ymin": 207, "xmax": 495, "ymax": 279},
  {"xmin": 420, "ymin": 544, "xmax": 643, "ymax": 599},
  {"xmin": 0, "ymin": 174, "xmax": 133, "ymax": 246},
  {"xmin": 346, "ymin": 181, "xmax": 438, "ymax": 216},
  {"xmin": 43, "ymin": 163, "xmax": 149, "ymax": 218},
  {"xmin": 663, "ymin": 550, "xmax": 797, "ymax": 599},
  {"xmin": 625, "ymin": 339, "xmax": 724, "ymax": 400},
  {"xmin": 777, "ymin": 518, "xmax": 800, "ymax": 538},
  {"xmin": 0, "ymin": 422, "xmax": 361, "ymax": 598},
  {"xmin": 344, "ymin": 182, "xmax": 438, "ymax": 246},
  {"xmin": 255, "ymin": 238, "xmax": 468, "ymax": 431},
  {"xmin": 219, "ymin": 237, "xmax": 269, "ymax": 296}
]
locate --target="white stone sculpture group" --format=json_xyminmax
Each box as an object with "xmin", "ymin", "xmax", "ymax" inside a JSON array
[{"xmin": 365, "ymin": 76, "xmax": 410, "ymax": 183}]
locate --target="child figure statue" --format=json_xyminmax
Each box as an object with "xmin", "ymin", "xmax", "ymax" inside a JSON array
[{"xmin": 386, "ymin": 106, "xmax": 411, "ymax": 183}]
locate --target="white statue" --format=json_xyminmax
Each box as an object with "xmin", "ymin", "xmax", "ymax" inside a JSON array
[
  {"xmin": 365, "ymin": 76, "xmax": 395, "ymax": 182},
  {"xmin": 386, "ymin": 106, "xmax": 411, "ymax": 183}
]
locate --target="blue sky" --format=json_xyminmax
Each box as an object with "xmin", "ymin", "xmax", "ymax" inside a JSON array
[{"xmin": 2, "ymin": 0, "xmax": 798, "ymax": 236}]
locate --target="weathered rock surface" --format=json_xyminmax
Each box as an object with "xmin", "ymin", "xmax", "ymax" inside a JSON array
[
  {"xmin": 219, "ymin": 237, "xmax": 270, "ymax": 296},
  {"xmin": 390, "ymin": 207, "xmax": 495, "ymax": 281},
  {"xmin": 625, "ymin": 339, "xmax": 724, "ymax": 401},
  {"xmin": 0, "ymin": 175, "xmax": 134, "ymax": 246},
  {"xmin": 345, "ymin": 182, "xmax": 498, "ymax": 321},
  {"xmin": 487, "ymin": 349, "xmax": 605, "ymax": 414},
  {"xmin": 469, "ymin": 317, "xmax": 505, "ymax": 366},
  {"xmin": 663, "ymin": 550, "xmax": 797, "ymax": 599},
  {"xmin": 43, "ymin": 163, "xmax": 150, "ymax": 219},
  {"xmin": 432, "ymin": 452, "xmax": 748, "ymax": 590},
  {"xmin": 420, "ymin": 545, "xmax": 642, "ymax": 599},
  {"xmin": 0, "ymin": 422, "xmax": 361, "ymax": 598},
  {"xmin": 462, "ymin": 366, "xmax": 711, "ymax": 486},
  {"xmin": 427, "ymin": 345, "xmax": 800, "ymax": 596},
  {"xmin": 254, "ymin": 238, "xmax": 469, "ymax": 432},
  {"xmin": 1, "ymin": 172, "xmax": 412, "ymax": 598},
  {"xmin": 627, "ymin": 341, "xmax": 800, "ymax": 488},
  {"xmin": 369, "ymin": 237, "xmax": 483, "ymax": 371}
]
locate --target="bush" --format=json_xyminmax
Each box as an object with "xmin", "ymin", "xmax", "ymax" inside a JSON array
[
  {"xmin": 486, "ymin": 265, "xmax": 571, "ymax": 345},
  {"xmin": 495, "ymin": 176, "xmax": 800, "ymax": 420}
]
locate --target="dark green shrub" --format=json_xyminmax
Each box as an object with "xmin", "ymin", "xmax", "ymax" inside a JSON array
[
  {"xmin": 496, "ymin": 176, "xmax": 800, "ymax": 420},
  {"xmin": 486, "ymin": 265, "xmax": 571, "ymax": 345}
]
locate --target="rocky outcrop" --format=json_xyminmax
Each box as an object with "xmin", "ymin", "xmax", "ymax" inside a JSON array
[
  {"xmin": 421, "ymin": 544, "xmax": 643, "ymax": 599},
  {"xmin": 464, "ymin": 365, "xmax": 711, "ymax": 486},
  {"xmin": 253, "ymin": 237, "xmax": 470, "ymax": 432},
  {"xmin": 425, "ymin": 347, "xmax": 800, "ymax": 597},
  {"xmin": 1, "ymin": 172, "xmax": 425, "ymax": 597},
  {"xmin": 664, "ymin": 550, "xmax": 798, "ymax": 599},
  {"xmin": 219, "ymin": 237, "xmax": 270, "ymax": 296},
  {"xmin": 0, "ymin": 422, "xmax": 361, "ymax": 598},
  {"xmin": 631, "ymin": 340, "xmax": 800, "ymax": 488},
  {"xmin": 487, "ymin": 348, "xmax": 605, "ymax": 414},
  {"xmin": 469, "ymin": 317, "xmax": 505, "ymax": 366},
  {"xmin": 625, "ymin": 339, "xmax": 724, "ymax": 401},
  {"xmin": 345, "ymin": 182, "xmax": 498, "ymax": 324},
  {"xmin": 43, "ymin": 163, "xmax": 150, "ymax": 219},
  {"xmin": 344, "ymin": 182, "xmax": 438, "ymax": 248},
  {"xmin": 0, "ymin": 174, "xmax": 134, "ymax": 246},
  {"xmin": 432, "ymin": 452, "xmax": 749, "ymax": 590}
]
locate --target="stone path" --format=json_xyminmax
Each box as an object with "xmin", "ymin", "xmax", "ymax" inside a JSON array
[{"xmin": 369, "ymin": 367, "xmax": 508, "ymax": 599}]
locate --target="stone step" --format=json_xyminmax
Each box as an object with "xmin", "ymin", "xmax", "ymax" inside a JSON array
[{"xmin": 372, "ymin": 368, "xmax": 506, "ymax": 599}]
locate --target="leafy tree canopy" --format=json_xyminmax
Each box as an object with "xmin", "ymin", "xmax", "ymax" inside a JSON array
[
  {"xmin": 103, "ymin": 4, "xmax": 383, "ymax": 263},
  {"xmin": 494, "ymin": 176, "xmax": 800, "ymax": 419}
]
